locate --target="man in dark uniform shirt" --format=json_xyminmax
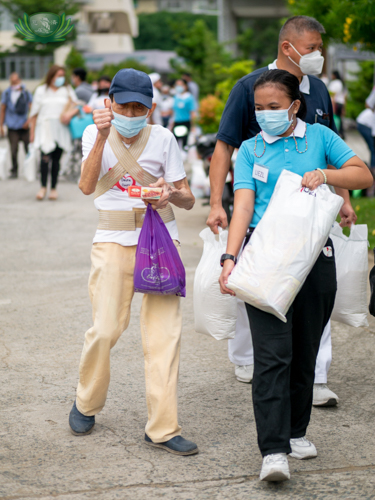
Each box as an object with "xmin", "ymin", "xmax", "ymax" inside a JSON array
[{"xmin": 207, "ymin": 15, "xmax": 356, "ymax": 407}]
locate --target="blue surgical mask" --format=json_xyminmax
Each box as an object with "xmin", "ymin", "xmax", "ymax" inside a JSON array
[
  {"xmin": 54, "ymin": 76, "xmax": 65, "ymax": 88},
  {"xmin": 255, "ymin": 102, "xmax": 295, "ymax": 136},
  {"xmin": 111, "ymin": 110, "xmax": 149, "ymax": 138},
  {"xmin": 175, "ymin": 85, "xmax": 184, "ymax": 94}
]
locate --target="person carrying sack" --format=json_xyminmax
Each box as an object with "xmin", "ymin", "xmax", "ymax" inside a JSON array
[
  {"xmin": 68, "ymin": 68, "xmax": 198, "ymax": 457},
  {"xmin": 219, "ymin": 69, "xmax": 372, "ymax": 482}
]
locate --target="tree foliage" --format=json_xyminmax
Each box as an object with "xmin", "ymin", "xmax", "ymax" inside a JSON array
[
  {"xmin": 236, "ymin": 18, "xmax": 282, "ymax": 68},
  {"xmin": 346, "ymin": 61, "xmax": 374, "ymax": 120},
  {"xmin": 86, "ymin": 59, "xmax": 151, "ymax": 83},
  {"xmin": 171, "ymin": 19, "xmax": 233, "ymax": 97},
  {"xmin": 64, "ymin": 46, "xmax": 86, "ymax": 72},
  {"xmin": 199, "ymin": 60, "xmax": 254, "ymax": 133},
  {"xmin": 288, "ymin": 0, "xmax": 375, "ymax": 51},
  {"xmin": 0, "ymin": 0, "xmax": 79, "ymax": 55},
  {"xmin": 134, "ymin": 11, "xmax": 217, "ymax": 51}
]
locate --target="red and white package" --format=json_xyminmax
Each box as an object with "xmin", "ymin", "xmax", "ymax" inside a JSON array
[
  {"xmin": 128, "ymin": 186, "xmax": 162, "ymax": 199},
  {"xmin": 141, "ymin": 187, "xmax": 162, "ymax": 200},
  {"xmin": 128, "ymin": 186, "xmax": 142, "ymax": 198}
]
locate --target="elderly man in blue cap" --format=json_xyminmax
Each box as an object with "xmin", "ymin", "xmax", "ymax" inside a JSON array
[{"xmin": 68, "ymin": 69, "xmax": 198, "ymax": 456}]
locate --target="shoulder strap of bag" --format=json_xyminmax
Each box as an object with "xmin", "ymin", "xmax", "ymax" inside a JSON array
[{"xmin": 94, "ymin": 124, "xmax": 154, "ymax": 199}]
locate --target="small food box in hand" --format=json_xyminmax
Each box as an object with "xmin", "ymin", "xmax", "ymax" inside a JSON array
[{"xmin": 128, "ymin": 186, "xmax": 162, "ymax": 199}]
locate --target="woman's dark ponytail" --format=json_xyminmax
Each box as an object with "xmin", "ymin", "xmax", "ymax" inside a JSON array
[{"xmin": 253, "ymin": 69, "xmax": 307, "ymax": 120}]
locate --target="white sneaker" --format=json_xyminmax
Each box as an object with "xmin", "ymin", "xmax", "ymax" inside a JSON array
[
  {"xmin": 313, "ymin": 383, "xmax": 339, "ymax": 407},
  {"xmin": 289, "ymin": 437, "xmax": 317, "ymax": 460},
  {"xmin": 235, "ymin": 364, "xmax": 254, "ymax": 383},
  {"xmin": 260, "ymin": 453, "xmax": 290, "ymax": 482}
]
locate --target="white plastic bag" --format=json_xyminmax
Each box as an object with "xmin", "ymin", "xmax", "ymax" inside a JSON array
[
  {"xmin": 228, "ymin": 169, "xmax": 344, "ymax": 322},
  {"xmin": 190, "ymin": 159, "xmax": 209, "ymax": 199},
  {"xmin": 194, "ymin": 228, "xmax": 237, "ymax": 340},
  {"xmin": 330, "ymin": 222, "xmax": 369, "ymax": 327},
  {"xmin": 23, "ymin": 143, "xmax": 38, "ymax": 182},
  {"xmin": 0, "ymin": 147, "xmax": 10, "ymax": 180}
]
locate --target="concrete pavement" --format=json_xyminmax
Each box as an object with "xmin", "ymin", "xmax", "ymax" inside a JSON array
[{"xmin": 1, "ymin": 149, "xmax": 375, "ymax": 498}]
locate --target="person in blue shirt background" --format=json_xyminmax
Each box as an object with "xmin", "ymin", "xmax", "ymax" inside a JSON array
[
  {"xmin": 172, "ymin": 79, "xmax": 196, "ymax": 148},
  {"xmin": 0, "ymin": 72, "xmax": 32, "ymax": 178},
  {"xmin": 219, "ymin": 69, "xmax": 372, "ymax": 483}
]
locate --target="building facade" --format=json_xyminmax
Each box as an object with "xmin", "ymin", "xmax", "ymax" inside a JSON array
[{"xmin": 136, "ymin": 0, "xmax": 218, "ymax": 14}]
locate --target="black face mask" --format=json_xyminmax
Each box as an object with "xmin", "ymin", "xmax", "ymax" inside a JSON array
[{"xmin": 97, "ymin": 88, "xmax": 109, "ymax": 96}]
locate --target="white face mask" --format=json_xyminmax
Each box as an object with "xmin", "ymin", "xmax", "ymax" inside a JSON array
[{"xmin": 288, "ymin": 43, "xmax": 324, "ymax": 75}]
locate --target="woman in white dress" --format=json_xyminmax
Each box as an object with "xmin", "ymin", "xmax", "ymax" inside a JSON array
[{"xmin": 29, "ymin": 65, "xmax": 78, "ymax": 200}]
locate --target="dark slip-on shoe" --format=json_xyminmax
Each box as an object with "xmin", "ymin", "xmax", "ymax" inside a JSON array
[
  {"xmin": 145, "ymin": 434, "xmax": 199, "ymax": 456},
  {"xmin": 69, "ymin": 401, "xmax": 95, "ymax": 436}
]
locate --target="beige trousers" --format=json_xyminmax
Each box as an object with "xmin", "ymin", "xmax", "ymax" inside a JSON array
[{"xmin": 76, "ymin": 241, "xmax": 182, "ymax": 443}]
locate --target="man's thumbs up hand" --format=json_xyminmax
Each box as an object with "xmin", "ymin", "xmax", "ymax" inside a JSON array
[{"xmin": 93, "ymin": 97, "xmax": 114, "ymax": 139}]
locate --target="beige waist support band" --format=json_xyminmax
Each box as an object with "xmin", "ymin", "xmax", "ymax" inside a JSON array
[{"xmin": 97, "ymin": 205, "xmax": 175, "ymax": 232}]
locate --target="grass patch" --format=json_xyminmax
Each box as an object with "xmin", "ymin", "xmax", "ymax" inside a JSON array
[{"xmin": 340, "ymin": 197, "xmax": 375, "ymax": 249}]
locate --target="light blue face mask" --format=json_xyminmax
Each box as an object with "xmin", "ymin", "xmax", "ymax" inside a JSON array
[
  {"xmin": 54, "ymin": 76, "xmax": 65, "ymax": 88},
  {"xmin": 255, "ymin": 101, "xmax": 295, "ymax": 136},
  {"xmin": 111, "ymin": 110, "xmax": 149, "ymax": 138},
  {"xmin": 175, "ymin": 85, "xmax": 184, "ymax": 94}
]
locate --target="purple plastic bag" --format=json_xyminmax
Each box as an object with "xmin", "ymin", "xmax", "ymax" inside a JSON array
[{"xmin": 134, "ymin": 204, "xmax": 186, "ymax": 297}]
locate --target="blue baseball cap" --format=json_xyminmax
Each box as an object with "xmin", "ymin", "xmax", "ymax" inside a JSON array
[{"xmin": 109, "ymin": 68, "xmax": 154, "ymax": 109}]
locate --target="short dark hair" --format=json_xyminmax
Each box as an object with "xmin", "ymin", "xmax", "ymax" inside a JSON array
[
  {"xmin": 253, "ymin": 69, "xmax": 307, "ymax": 120},
  {"xmin": 279, "ymin": 15, "xmax": 325, "ymax": 44},
  {"xmin": 72, "ymin": 67, "xmax": 87, "ymax": 81},
  {"xmin": 99, "ymin": 75, "xmax": 111, "ymax": 83}
]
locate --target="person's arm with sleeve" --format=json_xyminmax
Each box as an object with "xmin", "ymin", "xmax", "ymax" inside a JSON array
[
  {"xmin": 207, "ymin": 81, "xmax": 250, "ymax": 233},
  {"xmin": 60, "ymin": 86, "xmax": 79, "ymax": 125},
  {"xmin": 28, "ymin": 86, "xmax": 44, "ymax": 143},
  {"xmin": 0, "ymin": 90, "xmax": 7, "ymax": 137},
  {"xmin": 302, "ymin": 126, "xmax": 373, "ymax": 191},
  {"xmin": 22, "ymin": 90, "xmax": 33, "ymax": 130},
  {"xmin": 189, "ymin": 94, "xmax": 196, "ymax": 125}
]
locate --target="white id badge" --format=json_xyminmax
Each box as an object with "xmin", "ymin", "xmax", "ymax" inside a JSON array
[{"xmin": 253, "ymin": 164, "xmax": 269, "ymax": 183}]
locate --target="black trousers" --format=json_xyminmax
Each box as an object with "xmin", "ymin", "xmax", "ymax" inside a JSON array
[
  {"xmin": 245, "ymin": 239, "xmax": 337, "ymax": 457},
  {"xmin": 8, "ymin": 128, "xmax": 29, "ymax": 175},
  {"xmin": 40, "ymin": 146, "xmax": 63, "ymax": 189}
]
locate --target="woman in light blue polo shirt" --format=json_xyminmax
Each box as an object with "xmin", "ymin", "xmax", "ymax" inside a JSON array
[
  {"xmin": 219, "ymin": 70, "xmax": 372, "ymax": 483},
  {"xmin": 172, "ymin": 79, "xmax": 196, "ymax": 148}
]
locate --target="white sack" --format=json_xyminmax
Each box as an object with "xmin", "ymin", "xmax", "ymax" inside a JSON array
[
  {"xmin": 23, "ymin": 143, "xmax": 38, "ymax": 182},
  {"xmin": 228, "ymin": 169, "xmax": 344, "ymax": 322},
  {"xmin": 194, "ymin": 228, "xmax": 237, "ymax": 340},
  {"xmin": 0, "ymin": 146, "xmax": 10, "ymax": 180},
  {"xmin": 190, "ymin": 159, "xmax": 209, "ymax": 199},
  {"xmin": 330, "ymin": 222, "xmax": 369, "ymax": 327}
]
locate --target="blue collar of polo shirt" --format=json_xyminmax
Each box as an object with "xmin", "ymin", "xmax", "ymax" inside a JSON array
[
  {"xmin": 268, "ymin": 59, "xmax": 310, "ymax": 95},
  {"xmin": 262, "ymin": 118, "xmax": 306, "ymax": 144}
]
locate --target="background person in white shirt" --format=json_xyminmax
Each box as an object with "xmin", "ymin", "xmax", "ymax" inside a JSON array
[
  {"xmin": 328, "ymin": 71, "xmax": 347, "ymax": 139},
  {"xmin": 68, "ymin": 68, "xmax": 198, "ymax": 457},
  {"xmin": 160, "ymin": 85, "xmax": 174, "ymax": 128},
  {"xmin": 148, "ymin": 72, "xmax": 163, "ymax": 125},
  {"xmin": 356, "ymin": 108, "xmax": 375, "ymax": 168}
]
